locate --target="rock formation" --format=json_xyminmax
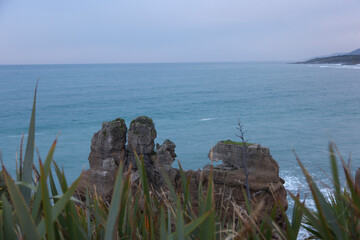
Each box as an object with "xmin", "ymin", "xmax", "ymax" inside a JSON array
[
  {"xmin": 77, "ymin": 116, "xmax": 163, "ymax": 200},
  {"xmin": 126, "ymin": 116, "xmax": 157, "ymax": 168},
  {"xmin": 204, "ymin": 141, "xmax": 287, "ymax": 224},
  {"xmin": 209, "ymin": 141, "xmax": 282, "ymax": 191},
  {"xmin": 153, "ymin": 139, "xmax": 178, "ymax": 183},
  {"xmin": 78, "ymin": 118, "xmax": 127, "ymax": 200},
  {"xmin": 77, "ymin": 116, "xmax": 287, "ymax": 226},
  {"xmin": 88, "ymin": 118, "xmax": 127, "ymax": 170}
]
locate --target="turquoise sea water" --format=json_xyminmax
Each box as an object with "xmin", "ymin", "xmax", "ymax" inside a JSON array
[{"xmin": 1, "ymin": 62, "xmax": 360, "ymax": 212}]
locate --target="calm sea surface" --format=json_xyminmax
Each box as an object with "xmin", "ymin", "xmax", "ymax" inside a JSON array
[{"xmin": 1, "ymin": 62, "xmax": 360, "ymax": 212}]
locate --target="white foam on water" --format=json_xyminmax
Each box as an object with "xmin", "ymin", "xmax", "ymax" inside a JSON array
[
  {"xmin": 336, "ymin": 65, "xmax": 360, "ymax": 70},
  {"xmin": 7, "ymin": 132, "xmax": 46, "ymax": 138},
  {"xmin": 199, "ymin": 118, "xmax": 215, "ymax": 121},
  {"xmin": 282, "ymin": 170, "xmax": 334, "ymax": 239},
  {"xmin": 318, "ymin": 64, "xmax": 360, "ymax": 70},
  {"xmin": 283, "ymin": 173, "xmax": 305, "ymax": 193}
]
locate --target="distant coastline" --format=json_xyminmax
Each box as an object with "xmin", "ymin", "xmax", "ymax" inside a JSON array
[
  {"xmin": 293, "ymin": 48, "xmax": 360, "ymax": 65},
  {"xmin": 294, "ymin": 55, "xmax": 360, "ymax": 65}
]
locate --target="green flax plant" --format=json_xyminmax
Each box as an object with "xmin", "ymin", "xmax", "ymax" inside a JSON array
[
  {"xmin": 266, "ymin": 143, "xmax": 360, "ymax": 240},
  {"xmin": 290, "ymin": 144, "xmax": 360, "ymax": 240}
]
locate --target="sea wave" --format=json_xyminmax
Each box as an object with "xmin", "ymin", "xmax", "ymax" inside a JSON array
[
  {"xmin": 199, "ymin": 118, "xmax": 215, "ymax": 121},
  {"xmin": 282, "ymin": 171, "xmax": 331, "ymax": 239},
  {"xmin": 319, "ymin": 64, "xmax": 360, "ymax": 70},
  {"xmin": 7, "ymin": 132, "xmax": 46, "ymax": 138}
]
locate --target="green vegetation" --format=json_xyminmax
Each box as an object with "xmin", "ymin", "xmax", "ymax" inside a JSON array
[
  {"xmin": 110, "ymin": 117, "xmax": 126, "ymax": 128},
  {"xmin": 130, "ymin": 116, "xmax": 154, "ymax": 126},
  {"xmin": 111, "ymin": 117, "xmax": 125, "ymax": 124},
  {"xmin": 221, "ymin": 139, "xmax": 252, "ymax": 146},
  {"xmin": 0, "ymin": 86, "xmax": 360, "ymax": 239}
]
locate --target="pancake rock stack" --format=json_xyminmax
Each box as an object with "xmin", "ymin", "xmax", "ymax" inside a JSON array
[
  {"xmin": 207, "ymin": 142, "xmax": 287, "ymax": 224},
  {"xmin": 77, "ymin": 116, "xmax": 172, "ymax": 201},
  {"xmin": 77, "ymin": 116, "xmax": 288, "ymax": 226},
  {"xmin": 79, "ymin": 118, "xmax": 127, "ymax": 200}
]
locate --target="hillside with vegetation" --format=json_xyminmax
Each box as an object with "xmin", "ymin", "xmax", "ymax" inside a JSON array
[
  {"xmin": 297, "ymin": 55, "xmax": 360, "ymax": 65},
  {"xmin": 296, "ymin": 48, "xmax": 360, "ymax": 65}
]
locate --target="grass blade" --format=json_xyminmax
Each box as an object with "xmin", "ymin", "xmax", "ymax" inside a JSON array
[
  {"xmin": 160, "ymin": 207, "xmax": 167, "ymax": 240},
  {"xmin": 118, "ymin": 169, "xmax": 131, "ymax": 235},
  {"xmin": 2, "ymin": 195, "xmax": 16, "ymax": 240},
  {"xmin": 43, "ymin": 139, "xmax": 57, "ymax": 180},
  {"xmin": 294, "ymin": 150, "xmax": 342, "ymax": 240},
  {"xmin": 199, "ymin": 168, "xmax": 215, "ymax": 240},
  {"xmin": 31, "ymin": 185, "xmax": 43, "ymax": 222},
  {"xmin": 176, "ymin": 198, "xmax": 185, "ymax": 240},
  {"xmin": 104, "ymin": 163, "xmax": 124, "ymax": 240},
  {"xmin": 3, "ymin": 169, "xmax": 40, "ymax": 239},
  {"xmin": 86, "ymin": 188, "xmax": 91, "ymax": 239},
  {"xmin": 330, "ymin": 144, "xmax": 341, "ymax": 197},
  {"xmin": 39, "ymin": 161, "xmax": 55, "ymax": 240},
  {"xmin": 37, "ymin": 175, "xmax": 82, "ymax": 237},
  {"xmin": 21, "ymin": 83, "xmax": 38, "ymax": 205},
  {"xmin": 329, "ymin": 143, "xmax": 347, "ymax": 239},
  {"xmin": 134, "ymin": 153, "xmax": 155, "ymax": 240},
  {"xmin": 0, "ymin": 205, "xmax": 3, "ymax": 240},
  {"xmin": 49, "ymin": 170, "xmax": 59, "ymax": 203},
  {"xmin": 290, "ymin": 194, "xmax": 304, "ymax": 238},
  {"xmin": 184, "ymin": 211, "xmax": 210, "ymax": 237}
]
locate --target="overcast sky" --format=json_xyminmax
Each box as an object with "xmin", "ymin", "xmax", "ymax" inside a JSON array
[{"xmin": 0, "ymin": 0, "xmax": 359, "ymax": 64}]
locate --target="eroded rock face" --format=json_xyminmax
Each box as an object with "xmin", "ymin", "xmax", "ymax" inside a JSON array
[
  {"xmin": 88, "ymin": 118, "xmax": 127, "ymax": 170},
  {"xmin": 153, "ymin": 139, "xmax": 178, "ymax": 183},
  {"xmin": 209, "ymin": 142, "xmax": 280, "ymax": 190},
  {"xmin": 77, "ymin": 117, "xmax": 287, "ymax": 228},
  {"xmin": 127, "ymin": 116, "xmax": 157, "ymax": 168},
  {"xmin": 184, "ymin": 167, "xmax": 287, "ymax": 226},
  {"xmin": 77, "ymin": 169, "xmax": 116, "ymax": 202},
  {"xmin": 127, "ymin": 116, "xmax": 156, "ymax": 155},
  {"xmin": 156, "ymin": 139, "xmax": 176, "ymax": 166},
  {"xmin": 177, "ymin": 141, "xmax": 287, "ymax": 225},
  {"xmin": 77, "ymin": 118, "xmax": 127, "ymax": 201}
]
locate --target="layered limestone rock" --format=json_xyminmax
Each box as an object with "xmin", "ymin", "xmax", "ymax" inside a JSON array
[
  {"xmin": 204, "ymin": 141, "xmax": 287, "ymax": 224},
  {"xmin": 153, "ymin": 139, "xmax": 178, "ymax": 183},
  {"xmin": 88, "ymin": 118, "xmax": 127, "ymax": 170},
  {"xmin": 209, "ymin": 142, "xmax": 281, "ymax": 190},
  {"xmin": 127, "ymin": 116, "xmax": 157, "ymax": 168},
  {"xmin": 78, "ymin": 116, "xmax": 161, "ymax": 199},
  {"xmin": 78, "ymin": 118, "xmax": 127, "ymax": 200},
  {"xmin": 78, "ymin": 169, "xmax": 116, "ymax": 202},
  {"xmin": 77, "ymin": 116, "xmax": 287, "ymax": 227}
]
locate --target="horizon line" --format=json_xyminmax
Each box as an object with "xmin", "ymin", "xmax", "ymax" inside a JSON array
[{"xmin": 0, "ymin": 60, "xmax": 292, "ymax": 66}]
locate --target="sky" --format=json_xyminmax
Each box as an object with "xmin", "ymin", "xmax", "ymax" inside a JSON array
[{"xmin": 0, "ymin": 0, "xmax": 359, "ymax": 64}]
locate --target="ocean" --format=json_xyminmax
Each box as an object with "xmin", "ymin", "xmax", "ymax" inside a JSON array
[{"xmin": 1, "ymin": 62, "xmax": 360, "ymax": 213}]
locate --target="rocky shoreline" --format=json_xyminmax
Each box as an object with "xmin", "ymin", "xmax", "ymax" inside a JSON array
[{"xmin": 77, "ymin": 116, "xmax": 288, "ymax": 227}]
